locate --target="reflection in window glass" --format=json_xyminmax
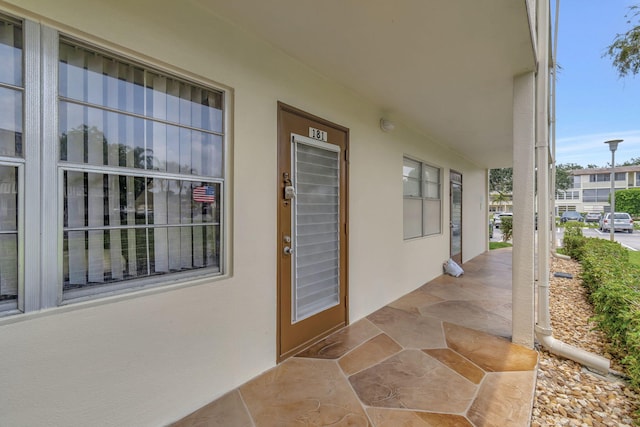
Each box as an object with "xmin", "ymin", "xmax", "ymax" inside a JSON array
[
  {"xmin": 0, "ymin": 13, "xmax": 21, "ymax": 313},
  {"xmin": 0, "ymin": 17, "xmax": 22, "ymax": 87},
  {"xmin": 58, "ymin": 102, "xmax": 223, "ymax": 176},
  {"xmin": 59, "ymin": 39, "xmax": 225, "ymax": 295},
  {"xmin": 402, "ymin": 158, "xmax": 420, "ymax": 197},
  {"xmin": 0, "ymin": 87, "xmax": 22, "ymax": 158},
  {"xmin": 0, "ymin": 165, "xmax": 18, "ymax": 307},
  {"xmin": 0, "ymin": 17, "xmax": 23, "ymax": 159},
  {"xmin": 62, "ymin": 171, "xmax": 221, "ymax": 290},
  {"xmin": 58, "ymin": 41, "xmax": 223, "ymax": 132},
  {"xmin": 403, "ymin": 156, "xmax": 441, "ymax": 239}
]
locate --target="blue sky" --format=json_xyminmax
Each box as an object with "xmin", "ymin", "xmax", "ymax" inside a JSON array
[{"xmin": 555, "ymin": 0, "xmax": 640, "ymax": 166}]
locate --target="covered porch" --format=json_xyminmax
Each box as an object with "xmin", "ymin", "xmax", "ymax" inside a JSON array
[{"xmin": 174, "ymin": 248, "xmax": 538, "ymax": 426}]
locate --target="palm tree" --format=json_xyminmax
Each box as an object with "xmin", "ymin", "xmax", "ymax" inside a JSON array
[{"xmin": 491, "ymin": 191, "xmax": 510, "ymax": 212}]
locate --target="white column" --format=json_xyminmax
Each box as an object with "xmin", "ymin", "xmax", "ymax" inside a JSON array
[
  {"xmin": 512, "ymin": 71, "xmax": 536, "ymax": 347},
  {"xmin": 536, "ymin": 0, "xmax": 552, "ymax": 340}
]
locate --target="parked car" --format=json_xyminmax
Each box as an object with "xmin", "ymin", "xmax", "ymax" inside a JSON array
[
  {"xmin": 493, "ymin": 212, "xmax": 513, "ymax": 229},
  {"xmin": 560, "ymin": 211, "xmax": 583, "ymax": 223},
  {"xmin": 584, "ymin": 212, "xmax": 602, "ymax": 223},
  {"xmin": 599, "ymin": 212, "xmax": 634, "ymax": 233}
]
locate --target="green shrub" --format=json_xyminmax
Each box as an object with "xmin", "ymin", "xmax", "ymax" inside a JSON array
[
  {"xmin": 500, "ymin": 216, "xmax": 513, "ymax": 242},
  {"xmin": 574, "ymin": 238, "xmax": 640, "ymax": 389},
  {"xmin": 562, "ymin": 222, "xmax": 586, "ymax": 260}
]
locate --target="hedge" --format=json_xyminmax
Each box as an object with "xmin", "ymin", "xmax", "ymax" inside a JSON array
[
  {"xmin": 565, "ymin": 234, "xmax": 640, "ymax": 389},
  {"xmin": 615, "ymin": 187, "xmax": 640, "ymax": 218}
]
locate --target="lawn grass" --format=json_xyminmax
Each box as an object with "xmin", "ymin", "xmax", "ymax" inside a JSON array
[
  {"xmin": 489, "ymin": 241, "xmax": 512, "ymax": 250},
  {"xmin": 629, "ymin": 250, "xmax": 640, "ymax": 266}
]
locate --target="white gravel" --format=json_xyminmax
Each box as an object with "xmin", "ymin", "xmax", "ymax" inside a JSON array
[{"xmin": 531, "ymin": 256, "xmax": 639, "ymax": 426}]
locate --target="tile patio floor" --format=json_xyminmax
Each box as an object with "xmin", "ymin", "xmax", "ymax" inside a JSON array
[{"xmin": 173, "ymin": 248, "xmax": 538, "ymax": 426}]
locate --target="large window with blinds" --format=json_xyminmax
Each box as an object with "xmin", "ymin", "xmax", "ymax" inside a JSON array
[
  {"xmin": 402, "ymin": 156, "xmax": 441, "ymax": 239},
  {"xmin": 582, "ymin": 188, "xmax": 611, "ymax": 203},
  {"xmin": 0, "ymin": 15, "xmax": 21, "ymax": 313},
  {"xmin": 0, "ymin": 14, "xmax": 227, "ymax": 315}
]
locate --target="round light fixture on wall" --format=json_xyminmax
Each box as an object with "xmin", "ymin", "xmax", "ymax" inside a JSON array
[{"xmin": 380, "ymin": 118, "xmax": 395, "ymax": 132}]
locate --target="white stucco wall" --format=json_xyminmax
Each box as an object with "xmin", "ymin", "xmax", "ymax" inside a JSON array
[{"xmin": 0, "ymin": 1, "xmax": 490, "ymax": 425}]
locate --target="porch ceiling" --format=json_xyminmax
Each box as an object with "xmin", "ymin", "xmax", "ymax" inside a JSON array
[{"xmin": 194, "ymin": 0, "xmax": 535, "ymax": 168}]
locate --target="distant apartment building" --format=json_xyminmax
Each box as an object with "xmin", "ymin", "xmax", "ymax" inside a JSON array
[
  {"xmin": 488, "ymin": 191, "xmax": 513, "ymax": 213},
  {"xmin": 555, "ymin": 166, "xmax": 640, "ymax": 214}
]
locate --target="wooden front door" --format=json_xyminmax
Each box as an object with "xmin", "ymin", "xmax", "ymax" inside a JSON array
[{"xmin": 277, "ymin": 103, "xmax": 349, "ymax": 362}]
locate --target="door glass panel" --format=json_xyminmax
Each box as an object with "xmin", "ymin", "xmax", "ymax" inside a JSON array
[
  {"xmin": 292, "ymin": 138, "xmax": 340, "ymax": 322},
  {"xmin": 451, "ymin": 183, "xmax": 462, "ymax": 257}
]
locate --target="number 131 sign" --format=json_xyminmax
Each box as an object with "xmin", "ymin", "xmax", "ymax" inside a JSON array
[{"xmin": 309, "ymin": 127, "xmax": 327, "ymax": 142}]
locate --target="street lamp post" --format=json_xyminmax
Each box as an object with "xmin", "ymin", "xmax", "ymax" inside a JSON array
[{"xmin": 604, "ymin": 139, "xmax": 623, "ymax": 242}]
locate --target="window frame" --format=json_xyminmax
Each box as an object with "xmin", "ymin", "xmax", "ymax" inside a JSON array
[
  {"xmin": 1, "ymin": 15, "xmax": 231, "ymax": 316},
  {"xmin": 589, "ymin": 173, "xmax": 606, "ymax": 182},
  {"xmin": 402, "ymin": 155, "xmax": 442, "ymax": 240}
]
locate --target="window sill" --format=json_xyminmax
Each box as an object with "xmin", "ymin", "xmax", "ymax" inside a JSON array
[{"xmin": 0, "ymin": 271, "xmax": 231, "ymax": 326}]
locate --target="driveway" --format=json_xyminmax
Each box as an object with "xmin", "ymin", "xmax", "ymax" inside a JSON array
[{"xmin": 556, "ymin": 226, "xmax": 640, "ymax": 251}]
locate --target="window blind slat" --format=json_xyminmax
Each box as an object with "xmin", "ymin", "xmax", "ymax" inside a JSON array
[{"xmin": 293, "ymin": 141, "xmax": 340, "ymax": 322}]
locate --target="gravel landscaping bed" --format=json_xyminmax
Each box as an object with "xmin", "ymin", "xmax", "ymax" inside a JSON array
[{"xmin": 531, "ymin": 256, "xmax": 639, "ymax": 426}]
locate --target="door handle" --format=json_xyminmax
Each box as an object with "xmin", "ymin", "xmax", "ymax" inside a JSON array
[
  {"xmin": 284, "ymin": 246, "xmax": 294, "ymax": 255},
  {"xmin": 284, "ymin": 185, "xmax": 296, "ymax": 200}
]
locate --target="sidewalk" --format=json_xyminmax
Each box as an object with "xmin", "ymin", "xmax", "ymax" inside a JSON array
[{"xmin": 174, "ymin": 249, "xmax": 538, "ymax": 426}]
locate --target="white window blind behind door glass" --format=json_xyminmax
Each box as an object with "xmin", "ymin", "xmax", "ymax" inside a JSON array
[{"xmin": 292, "ymin": 136, "xmax": 340, "ymax": 322}]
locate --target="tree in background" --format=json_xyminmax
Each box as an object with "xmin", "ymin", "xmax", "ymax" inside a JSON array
[
  {"xmin": 556, "ymin": 163, "xmax": 583, "ymax": 191},
  {"xmin": 489, "ymin": 168, "xmax": 513, "ymax": 212},
  {"xmin": 491, "ymin": 164, "xmax": 594, "ymax": 195},
  {"xmin": 491, "ymin": 192, "xmax": 511, "ymax": 212},
  {"xmin": 621, "ymin": 157, "xmax": 640, "ymax": 166},
  {"xmin": 606, "ymin": 6, "xmax": 640, "ymax": 77},
  {"xmin": 489, "ymin": 168, "xmax": 512, "ymax": 193}
]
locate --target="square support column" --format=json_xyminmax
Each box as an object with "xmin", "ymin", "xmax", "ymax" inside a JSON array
[{"xmin": 512, "ymin": 72, "xmax": 536, "ymax": 347}]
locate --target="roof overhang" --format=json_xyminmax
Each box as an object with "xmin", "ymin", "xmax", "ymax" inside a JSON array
[{"xmin": 195, "ymin": 0, "xmax": 536, "ymax": 168}]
